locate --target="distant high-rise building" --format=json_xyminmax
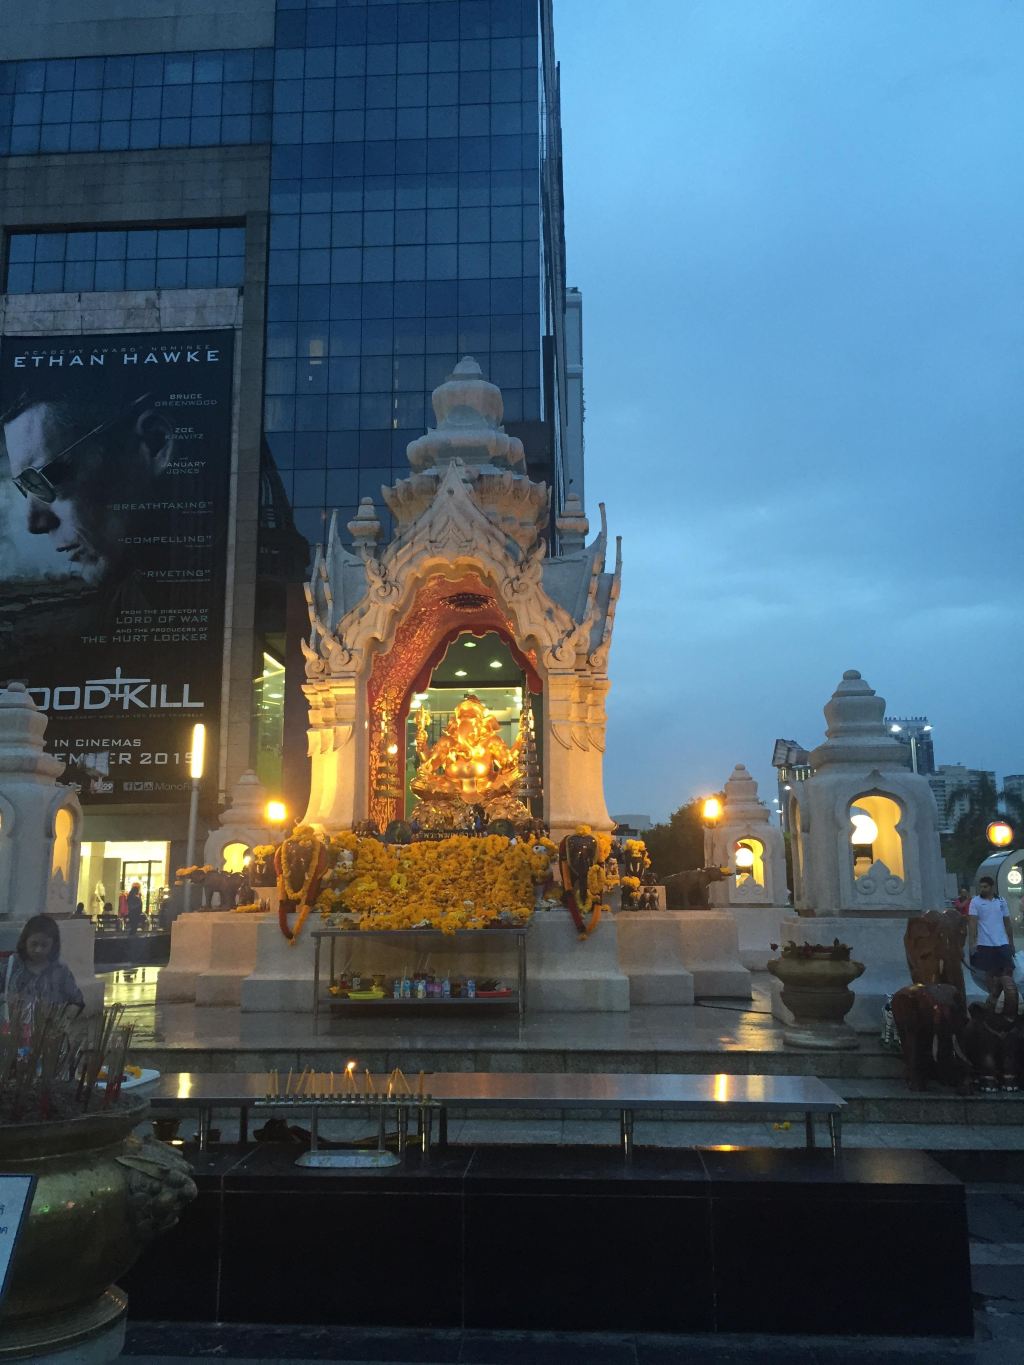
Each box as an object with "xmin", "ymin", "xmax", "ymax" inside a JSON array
[
  {"xmin": 927, "ymin": 765, "xmax": 996, "ymax": 834},
  {"xmin": 771, "ymin": 738, "xmax": 812, "ymax": 832},
  {"xmin": 884, "ymin": 716, "xmax": 935, "ymax": 774},
  {"xmin": 1003, "ymin": 775, "xmax": 1024, "ymax": 811},
  {"xmin": 612, "ymin": 813, "xmax": 653, "ymax": 834}
]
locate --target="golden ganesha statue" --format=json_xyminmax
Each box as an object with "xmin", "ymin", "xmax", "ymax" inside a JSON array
[{"xmin": 412, "ymin": 693, "xmax": 529, "ymax": 829}]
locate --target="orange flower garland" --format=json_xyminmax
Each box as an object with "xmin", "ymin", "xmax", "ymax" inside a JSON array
[{"xmin": 318, "ymin": 832, "xmax": 559, "ymax": 933}]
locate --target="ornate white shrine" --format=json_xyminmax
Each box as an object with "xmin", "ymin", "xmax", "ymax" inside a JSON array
[
  {"xmin": 787, "ymin": 670, "xmax": 946, "ymax": 915},
  {"xmin": 773, "ymin": 669, "xmax": 953, "ymax": 1031},
  {"xmin": 202, "ymin": 768, "xmax": 274, "ymax": 871},
  {"xmin": 707, "ymin": 764, "xmax": 789, "ymax": 968},
  {"xmin": 300, "ymin": 357, "xmax": 620, "ymax": 841}
]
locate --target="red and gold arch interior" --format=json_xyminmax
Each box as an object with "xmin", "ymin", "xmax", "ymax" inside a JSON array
[{"xmin": 366, "ymin": 573, "xmax": 540, "ymax": 828}]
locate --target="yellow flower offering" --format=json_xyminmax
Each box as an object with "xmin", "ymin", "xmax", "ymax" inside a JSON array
[{"xmin": 323, "ymin": 830, "xmax": 558, "ymax": 932}]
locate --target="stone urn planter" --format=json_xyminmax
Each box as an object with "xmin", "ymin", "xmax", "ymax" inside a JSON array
[
  {"xmin": 767, "ymin": 940, "xmax": 865, "ymax": 1050},
  {"xmin": 0, "ymin": 1096, "xmax": 196, "ymax": 1359}
]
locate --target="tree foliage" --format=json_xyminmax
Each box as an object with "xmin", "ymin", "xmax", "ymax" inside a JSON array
[
  {"xmin": 941, "ymin": 775, "xmax": 1024, "ymax": 886},
  {"xmin": 642, "ymin": 796, "xmax": 719, "ymax": 877}
]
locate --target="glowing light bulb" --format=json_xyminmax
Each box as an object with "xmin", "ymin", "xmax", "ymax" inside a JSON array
[
  {"xmin": 455, "ymin": 669, "xmax": 467, "ymax": 678},
  {"xmin": 266, "ymin": 800, "xmax": 287, "ymax": 825},
  {"xmin": 987, "ymin": 821, "xmax": 1014, "ymax": 848},
  {"xmin": 702, "ymin": 796, "xmax": 722, "ymax": 823},
  {"xmin": 850, "ymin": 810, "xmax": 878, "ymax": 846},
  {"xmin": 489, "ymin": 660, "xmax": 502, "ymax": 669},
  {"xmin": 734, "ymin": 845, "xmax": 755, "ymax": 869}
]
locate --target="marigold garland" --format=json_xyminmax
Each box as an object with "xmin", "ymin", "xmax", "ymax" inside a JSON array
[{"xmin": 315, "ymin": 832, "xmax": 559, "ymax": 934}]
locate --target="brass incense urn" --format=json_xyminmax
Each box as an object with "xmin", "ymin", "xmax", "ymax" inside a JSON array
[{"xmin": 0, "ymin": 1096, "xmax": 196, "ymax": 1358}]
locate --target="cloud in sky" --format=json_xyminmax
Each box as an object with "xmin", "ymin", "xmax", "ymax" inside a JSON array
[{"xmin": 555, "ymin": 0, "xmax": 1024, "ymax": 820}]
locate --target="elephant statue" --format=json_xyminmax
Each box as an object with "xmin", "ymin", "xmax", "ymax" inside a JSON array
[
  {"xmin": 903, "ymin": 909, "xmax": 967, "ymax": 996},
  {"xmin": 184, "ymin": 868, "xmax": 247, "ymax": 909},
  {"xmin": 890, "ymin": 910, "xmax": 971, "ymax": 1091},
  {"xmin": 663, "ymin": 866, "xmax": 730, "ymax": 910},
  {"xmin": 557, "ymin": 830, "xmax": 601, "ymax": 936},
  {"xmin": 961, "ymin": 1002, "xmax": 1024, "ymax": 1093},
  {"xmin": 890, "ymin": 983, "xmax": 970, "ymax": 1093},
  {"xmin": 561, "ymin": 832, "xmax": 597, "ymax": 908},
  {"xmin": 891, "ymin": 908, "xmax": 1009, "ymax": 1093}
]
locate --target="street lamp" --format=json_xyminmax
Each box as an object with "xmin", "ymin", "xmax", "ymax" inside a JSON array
[
  {"xmin": 265, "ymin": 800, "xmax": 287, "ymax": 827},
  {"xmin": 987, "ymin": 820, "xmax": 1014, "ymax": 849},
  {"xmin": 182, "ymin": 722, "xmax": 205, "ymax": 913},
  {"xmin": 701, "ymin": 796, "xmax": 722, "ymax": 866}
]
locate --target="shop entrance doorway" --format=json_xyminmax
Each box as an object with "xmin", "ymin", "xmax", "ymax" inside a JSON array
[{"xmin": 77, "ymin": 840, "xmax": 170, "ymax": 925}]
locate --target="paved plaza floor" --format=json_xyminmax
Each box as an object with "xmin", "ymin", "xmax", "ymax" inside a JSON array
[{"xmin": 109, "ymin": 968, "xmax": 1024, "ymax": 1150}]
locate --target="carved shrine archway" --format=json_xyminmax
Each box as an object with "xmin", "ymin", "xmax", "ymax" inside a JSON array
[{"xmin": 366, "ymin": 573, "xmax": 540, "ymax": 828}]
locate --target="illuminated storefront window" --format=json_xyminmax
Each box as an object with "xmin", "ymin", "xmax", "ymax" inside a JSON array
[
  {"xmin": 77, "ymin": 839, "xmax": 169, "ymax": 917},
  {"xmin": 254, "ymin": 651, "xmax": 286, "ymax": 790}
]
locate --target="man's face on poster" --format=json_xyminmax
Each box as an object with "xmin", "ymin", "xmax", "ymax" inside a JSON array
[{"xmin": 4, "ymin": 398, "xmax": 173, "ymax": 587}]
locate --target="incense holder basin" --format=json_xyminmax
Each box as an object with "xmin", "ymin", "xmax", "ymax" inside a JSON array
[{"xmin": 0, "ymin": 1097, "xmax": 196, "ymax": 1352}]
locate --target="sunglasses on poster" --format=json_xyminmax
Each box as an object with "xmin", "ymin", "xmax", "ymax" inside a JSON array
[{"xmin": 4, "ymin": 391, "xmax": 154, "ymax": 504}]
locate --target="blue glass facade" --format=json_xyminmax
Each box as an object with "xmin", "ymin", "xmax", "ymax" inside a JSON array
[
  {"xmin": 0, "ymin": 50, "xmax": 273, "ymax": 155},
  {"xmin": 6, "ymin": 226, "xmax": 246, "ymax": 294},
  {"xmin": 265, "ymin": 0, "xmax": 549, "ymax": 549},
  {"xmin": 0, "ymin": 1, "xmax": 565, "ymax": 552}
]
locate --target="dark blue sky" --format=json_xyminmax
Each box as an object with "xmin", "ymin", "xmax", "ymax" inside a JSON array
[{"xmin": 556, "ymin": 0, "xmax": 1024, "ymax": 820}]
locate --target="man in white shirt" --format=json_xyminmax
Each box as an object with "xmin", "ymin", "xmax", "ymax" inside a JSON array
[{"xmin": 968, "ymin": 876, "xmax": 1016, "ymax": 1007}]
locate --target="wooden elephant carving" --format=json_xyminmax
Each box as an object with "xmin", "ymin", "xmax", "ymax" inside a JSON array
[
  {"xmin": 903, "ymin": 909, "xmax": 967, "ymax": 996},
  {"xmin": 890, "ymin": 910, "xmax": 972, "ymax": 1091},
  {"xmin": 890, "ymin": 983, "xmax": 970, "ymax": 1092},
  {"xmin": 961, "ymin": 1005, "xmax": 1024, "ymax": 1093}
]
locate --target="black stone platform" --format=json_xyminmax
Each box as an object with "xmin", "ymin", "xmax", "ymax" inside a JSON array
[{"xmin": 122, "ymin": 1144, "xmax": 972, "ymax": 1337}]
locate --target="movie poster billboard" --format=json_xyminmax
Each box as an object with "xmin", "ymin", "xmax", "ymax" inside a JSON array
[{"xmin": 0, "ymin": 330, "xmax": 234, "ymax": 804}]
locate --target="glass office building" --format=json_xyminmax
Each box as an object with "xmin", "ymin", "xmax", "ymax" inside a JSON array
[
  {"xmin": 0, "ymin": 0, "xmax": 577, "ymax": 845},
  {"xmin": 265, "ymin": 0, "xmax": 569, "ymax": 549}
]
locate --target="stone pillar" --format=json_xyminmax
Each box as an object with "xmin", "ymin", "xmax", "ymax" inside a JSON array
[
  {"xmin": 544, "ymin": 673, "xmax": 613, "ymax": 842},
  {"xmin": 302, "ymin": 675, "xmax": 362, "ymax": 831},
  {"xmin": 708, "ymin": 764, "xmax": 790, "ymax": 968},
  {"xmin": 0, "ymin": 683, "xmax": 102, "ymax": 1010}
]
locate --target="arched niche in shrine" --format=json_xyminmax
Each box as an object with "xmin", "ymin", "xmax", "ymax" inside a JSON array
[
  {"xmin": 51, "ymin": 806, "xmax": 75, "ymax": 884},
  {"xmin": 734, "ymin": 837, "xmax": 765, "ymax": 889},
  {"xmin": 222, "ymin": 841, "xmax": 250, "ymax": 874},
  {"xmin": 362, "ymin": 571, "xmax": 545, "ymax": 830},
  {"xmin": 849, "ymin": 792, "xmax": 905, "ymax": 883}
]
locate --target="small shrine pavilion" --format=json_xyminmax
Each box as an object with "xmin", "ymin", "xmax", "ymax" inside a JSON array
[{"xmin": 300, "ymin": 357, "xmax": 621, "ymax": 842}]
